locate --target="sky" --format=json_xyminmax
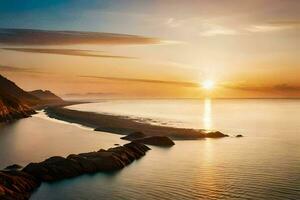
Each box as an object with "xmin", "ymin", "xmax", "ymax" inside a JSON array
[{"xmin": 0, "ymin": 0, "xmax": 299, "ymax": 98}]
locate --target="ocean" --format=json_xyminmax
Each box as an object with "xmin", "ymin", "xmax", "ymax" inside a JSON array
[{"xmin": 0, "ymin": 99, "xmax": 299, "ymax": 199}]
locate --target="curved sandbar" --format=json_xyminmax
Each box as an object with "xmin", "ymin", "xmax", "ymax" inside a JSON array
[{"xmin": 45, "ymin": 106, "xmax": 229, "ymax": 140}]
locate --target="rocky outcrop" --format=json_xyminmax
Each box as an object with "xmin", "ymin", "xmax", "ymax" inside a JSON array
[
  {"xmin": 0, "ymin": 94, "xmax": 36, "ymax": 123},
  {"xmin": 121, "ymin": 132, "xmax": 175, "ymax": 147},
  {"xmin": 23, "ymin": 142, "xmax": 150, "ymax": 182},
  {"xmin": 0, "ymin": 74, "xmax": 37, "ymax": 122},
  {"xmin": 0, "ymin": 142, "xmax": 150, "ymax": 200},
  {"xmin": 133, "ymin": 136, "xmax": 175, "ymax": 147},
  {"xmin": 0, "ymin": 75, "xmax": 40, "ymax": 107},
  {"xmin": 0, "ymin": 170, "xmax": 40, "ymax": 200},
  {"xmin": 204, "ymin": 131, "xmax": 229, "ymax": 138},
  {"xmin": 0, "ymin": 74, "xmax": 65, "ymax": 122}
]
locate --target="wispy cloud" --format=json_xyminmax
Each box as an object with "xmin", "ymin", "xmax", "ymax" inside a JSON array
[
  {"xmin": 199, "ymin": 23, "xmax": 238, "ymax": 37},
  {"xmin": 80, "ymin": 75, "xmax": 199, "ymax": 87},
  {"xmin": 165, "ymin": 18, "xmax": 184, "ymax": 28},
  {"xmin": 267, "ymin": 20, "xmax": 300, "ymax": 27},
  {"xmin": 0, "ymin": 28, "xmax": 161, "ymax": 46},
  {"xmin": 246, "ymin": 25, "xmax": 287, "ymax": 33},
  {"xmin": 223, "ymin": 83, "xmax": 300, "ymax": 92},
  {"xmin": 200, "ymin": 28, "xmax": 238, "ymax": 36},
  {"xmin": 2, "ymin": 48, "xmax": 136, "ymax": 59},
  {"xmin": 197, "ymin": 20, "xmax": 300, "ymax": 37},
  {"xmin": 273, "ymin": 84, "xmax": 300, "ymax": 91},
  {"xmin": 0, "ymin": 65, "xmax": 23, "ymax": 72},
  {"xmin": 0, "ymin": 65, "xmax": 46, "ymax": 74},
  {"xmin": 246, "ymin": 20, "xmax": 300, "ymax": 33}
]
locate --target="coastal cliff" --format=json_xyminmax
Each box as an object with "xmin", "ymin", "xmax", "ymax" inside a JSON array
[
  {"xmin": 0, "ymin": 75, "xmax": 37, "ymax": 122},
  {"xmin": 0, "ymin": 75, "xmax": 40, "ymax": 106},
  {"xmin": 0, "ymin": 74, "xmax": 64, "ymax": 122},
  {"xmin": 0, "ymin": 94, "xmax": 36, "ymax": 122}
]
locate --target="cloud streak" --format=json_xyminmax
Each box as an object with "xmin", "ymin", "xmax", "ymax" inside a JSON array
[
  {"xmin": 0, "ymin": 65, "xmax": 33, "ymax": 72},
  {"xmin": 197, "ymin": 20, "xmax": 300, "ymax": 37},
  {"xmin": 200, "ymin": 27, "xmax": 238, "ymax": 37},
  {"xmin": 223, "ymin": 83, "xmax": 300, "ymax": 92},
  {"xmin": 267, "ymin": 20, "xmax": 300, "ymax": 27},
  {"xmin": 246, "ymin": 20, "xmax": 300, "ymax": 33},
  {"xmin": 2, "ymin": 48, "xmax": 136, "ymax": 59},
  {"xmin": 0, "ymin": 28, "xmax": 161, "ymax": 46},
  {"xmin": 0, "ymin": 65, "xmax": 46, "ymax": 74},
  {"xmin": 80, "ymin": 75, "xmax": 199, "ymax": 87}
]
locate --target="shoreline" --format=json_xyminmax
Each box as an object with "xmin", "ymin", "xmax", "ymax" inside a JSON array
[{"xmin": 45, "ymin": 104, "xmax": 229, "ymax": 140}]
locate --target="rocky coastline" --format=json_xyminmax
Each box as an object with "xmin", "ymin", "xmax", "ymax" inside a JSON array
[
  {"xmin": 0, "ymin": 98, "xmax": 36, "ymax": 123},
  {"xmin": 0, "ymin": 142, "xmax": 150, "ymax": 200},
  {"xmin": 0, "ymin": 74, "xmax": 66, "ymax": 123}
]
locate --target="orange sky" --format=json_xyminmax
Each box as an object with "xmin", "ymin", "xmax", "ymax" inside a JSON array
[{"xmin": 0, "ymin": 0, "xmax": 299, "ymax": 98}]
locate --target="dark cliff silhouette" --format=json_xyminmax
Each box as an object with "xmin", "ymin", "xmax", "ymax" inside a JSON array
[
  {"xmin": 29, "ymin": 89, "xmax": 63, "ymax": 103},
  {"xmin": 0, "ymin": 74, "xmax": 64, "ymax": 122}
]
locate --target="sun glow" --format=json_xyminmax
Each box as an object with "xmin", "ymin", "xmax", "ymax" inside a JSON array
[{"xmin": 202, "ymin": 80, "xmax": 215, "ymax": 90}]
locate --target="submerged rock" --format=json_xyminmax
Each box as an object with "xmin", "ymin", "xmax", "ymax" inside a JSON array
[{"xmin": 236, "ymin": 134, "xmax": 243, "ymax": 138}]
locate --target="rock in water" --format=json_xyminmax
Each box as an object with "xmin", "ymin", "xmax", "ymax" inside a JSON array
[
  {"xmin": 205, "ymin": 131, "xmax": 229, "ymax": 138},
  {"xmin": 22, "ymin": 142, "xmax": 150, "ymax": 182},
  {"xmin": 133, "ymin": 136, "xmax": 175, "ymax": 147},
  {"xmin": 0, "ymin": 142, "xmax": 150, "ymax": 200},
  {"xmin": 236, "ymin": 134, "xmax": 243, "ymax": 138},
  {"xmin": 121, "ymin": 132, "xmax": 175, "ymax": 147}
]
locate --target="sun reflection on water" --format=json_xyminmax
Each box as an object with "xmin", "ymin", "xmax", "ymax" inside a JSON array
[{"xmin": 203, "ymin": 98, "xmax": 212, "ymax": 130}]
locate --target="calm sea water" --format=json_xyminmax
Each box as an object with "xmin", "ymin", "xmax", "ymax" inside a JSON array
[{"xmin": 0, "ymin": 99, "xmax": 299, "ymax": 199}]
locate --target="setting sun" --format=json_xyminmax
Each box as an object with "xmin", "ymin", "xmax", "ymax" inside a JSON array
[{"xmin": 202, "ymin": 80, "xmax": 215, "ymax": 90}]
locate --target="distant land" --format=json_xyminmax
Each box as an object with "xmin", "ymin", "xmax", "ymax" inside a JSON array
[{"xmin": 29, "ymin": 90, "xmax": 64, "ymax": 103}]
